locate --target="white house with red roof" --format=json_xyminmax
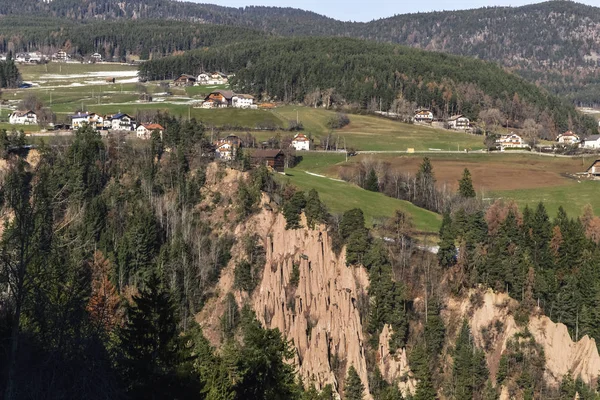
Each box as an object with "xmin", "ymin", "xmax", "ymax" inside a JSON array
[
  {"xmin": 136, "ymin": 123, "xmax": 164, "ymax": 139},
  {"xmin": 556, "ymin": 131, "xmax": 580, "ymax": 145},
  {"xmin": 291, "ymin": 133, "xmax": 311, "ymax": 151}
]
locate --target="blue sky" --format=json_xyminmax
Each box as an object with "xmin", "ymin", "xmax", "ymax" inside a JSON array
[{"xmin": 207, "ymin": 0, "xmax": 598, "ymax": 22}]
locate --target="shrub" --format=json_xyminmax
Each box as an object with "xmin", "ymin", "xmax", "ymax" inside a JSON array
[{"xmin": 326, "ymin": 113, "xmax": 350, "ymax": 129}]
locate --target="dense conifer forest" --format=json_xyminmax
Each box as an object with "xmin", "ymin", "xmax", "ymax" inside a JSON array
[
  {"xmin": 0, "ymin": 18, "xmax": 267, "ymax": 60},
  {"xmin": 139, "ymin": 37, "xmax": 597, "ymax": 135}
]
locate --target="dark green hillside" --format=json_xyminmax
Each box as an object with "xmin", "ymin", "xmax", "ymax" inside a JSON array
[
  {"xmin": 139, "ymin": 37, "xmax": 597, "ymax": 136},
  {"xmin": 0, "ymin": 18, "xmax": 267, "ymax": 59}
]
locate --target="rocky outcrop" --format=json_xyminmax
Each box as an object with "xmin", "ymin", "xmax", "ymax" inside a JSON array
[
  {"xmin": 378, "ymin": 325, "xmax": 417, "ymax": 396},
  {"xmin": 196, "ymin": 166, "xmax": 417, "ymax": 397},
  {"xmin": 447, "ymin": 289, "xmax": 600, "ymax": 388},
  {"xmin": 253, "ymin": 211, "xmax": 371, "ymax": 396}
]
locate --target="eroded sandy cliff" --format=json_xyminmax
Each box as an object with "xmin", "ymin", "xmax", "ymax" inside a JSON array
[{"xmin": 447, "ymin": 289, "xmax": 600, "ymax": 389}]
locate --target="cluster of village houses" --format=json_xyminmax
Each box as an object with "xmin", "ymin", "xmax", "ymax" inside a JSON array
[
  {"xmin": 172, "ymin": 74, "xmax": 258, "ymax": 109},
  {"xmin": 414, "ymin": 109, "xmax": 600, "ymax": 150},
  {"xmin": 9, "ymin": 110, "xmax": 163, "ymax": 139},
  {"xmin": 1, "ymin": 51, "xmax": 104, "ymax": 64},
  {"xmin": 495, "ymin": 130, "xmax": 600, "ymax": 151}
]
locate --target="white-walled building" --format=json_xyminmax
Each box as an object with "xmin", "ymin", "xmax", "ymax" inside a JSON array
[
  {"xmin": 582, "ymin": 135, "xmax": 600, "ymax": 149},
  {"xmin": 111, "ymin": 113, "xmax": 135, "ymax": 131},
  {"xmin": 556, "ymin": 131, "xmax": 580, "ymax": 145},
  {"xmin": 197, "ymin": 72, "xmax": 229, "ymax": 85},
  {"xmin": 71, "ymin": 112, "xmax": 104, "ymax": 130},
  {"xmin": 232, "ymin": 94, "xmax": 254, "ymax": 109},
  {"xmin": 414, "ymin": 109, "xmax": 434, "ymax": 123},
  {"xmin": 214, "ymin": 135, "xmax": 241, "ymax": 160},
  {"xmin": 496, "ymin": 133, "xmax": 529, "ymax": 150},
  {"xmin": 448, "ymin": 115, "xmax": 470, "ymax": 130},
  {"xmin": 9, "ymin": 110, "xmax": 37, "ymax": 125},
  {"xmin": 136, "ymin": 123, "xmax": 164, "ymax": 139},
  {"xmin": 291, "ymin": 133, "xmax": 311, "ymax": 151}
]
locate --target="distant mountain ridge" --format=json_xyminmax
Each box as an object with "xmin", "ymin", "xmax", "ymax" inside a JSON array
[{"xmin": 2, "ymin": 0, "xmax": 600, "ymax": 104}]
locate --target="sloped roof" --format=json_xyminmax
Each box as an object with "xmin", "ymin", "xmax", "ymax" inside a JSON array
[
  {"xmin": 234, "ymin": 94, "xmax": 254, "ymax": 100},
  {"xmin": 112, "ymin": 113, "xmax": 133, "ymax": 120},
  {"xmin": 141, "ymin": 123, "xmax": 164, "ymax": 131},
  {"xmin": 293, "ymin": 133, "xmax": 310, "ymax": 142},
  {"xmin": 11, "ymin": 110, "xmax": 35, "ymax": 117},
  {"xmin": 250, "ymin": 149, "xmax": 283, "ymax": 158},
  {"xmin": 585, "ymin": 134, "xmax": 600, "ymax": 141},
  {"xmin": 209, "ymin": 90, "xmax": 235, "ymax": 100}
]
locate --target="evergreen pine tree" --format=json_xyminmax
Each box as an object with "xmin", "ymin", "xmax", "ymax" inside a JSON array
[
  {"xmin": 117, "ymin": 273, "xmax": 196, "ymax": 399},
  {"xmin": 305, "ymin": 189, "xmax": 326, "ymax": 229},
  {"xmin": 365, "ymin": 169, "xmax": 379, "ymax": 192},
  {"xmin": 283, "ymin": 191, "xmax": 307, "ymax": 230},
  {"xmin": 458, "ymin": 168, "xmax": 476, "ymax": 198},
  {"xmin": 438, "ymin": 213, "xmax": 457, "ymax": 268},
  {"xmin": 344, "ymin": 366, "xmax": 365, "ymax": 400},
  {"xmin": 413, "ymin": 368, "xmax": 437, "ymax": 400}
]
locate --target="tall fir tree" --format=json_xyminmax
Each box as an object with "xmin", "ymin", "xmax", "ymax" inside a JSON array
[
  {"xmin": 438, "ymin": 213, "xmax": 457, "ymax": 268},
  {"xmin": 344, "ymin": 366, "xmax": 365, "ymax": 400},
  {"xmin": 365, "ymin": 169, "xmax": 379, "ymax": 192},
  {"xmin": 458, "ymin": 168, "xmax": 476, "ymax": 198}
]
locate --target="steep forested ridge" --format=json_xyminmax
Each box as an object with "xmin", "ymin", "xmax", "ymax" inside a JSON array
[
  {"xmin": 139, "ymin": 36, "xmax": 598, "ymax": 136},
  {"xmin": 2, "ymin": 0, "xmax": 600, "ymax": 104}
]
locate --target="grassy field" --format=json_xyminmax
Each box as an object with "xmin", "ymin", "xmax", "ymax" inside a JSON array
[
  {"xmin": 296, "ymin": 151, "xmax": 600, "ymax": 218},
  {"xmin": 493, "ymin": 181, "xmax": 600, "ymax": 219},
  {"xmin": 284, "ymin": 153, "xmax": 442, "ymax": 233},
  {"xmin": 273, "ymin": 106, "xmax": 485, "ymax": 151},
  {"xmin": 19, "ymin": 63, "xmax": 138, "ymax": 81}
]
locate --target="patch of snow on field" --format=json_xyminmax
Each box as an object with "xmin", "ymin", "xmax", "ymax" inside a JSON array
[{"xmin": 42, "ymin": 70, "xmax": 138, "ymax": 80}]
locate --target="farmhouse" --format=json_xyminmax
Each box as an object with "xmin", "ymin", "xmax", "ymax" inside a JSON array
[
  {"xmin": 204, "ymin": 90, "xmax": 234, "ymax": 108},
  {"xmin": 291, "ymin": 133, "xmax": 311, "ymax": 151},
  {"xmin": 136, "ymin": 123, "xmax": 164, "ymax": 139},
  {"xmin": 9, "ymin": 110, "xmax": 37, "ymax": 125},
  {"xmin": 496, "ymin": 133, "xmax": 528, "ymax": 150},
  {"xmin": 54, "ymin": 51, "xmax": 68, "ymax": 62},
  {"xmin": 556, "ymin": 131, "xmax": 580, "ymax": 145},
  {"xmin": 91, "ymin": 53, "xmax": 102, "ymax": 62},
  {"xmin": 197, "ymin": 72, "xmax": 229, "ymax": 85},
  {"xmin": 232, "ymin": 94, "xmax": 255, "ymax": 109},
  {"xmin": 250, "ymin": 149, "xmax": 285, "ymax": 173},
  {"xmin": 587, "ymin": 160, "xmax": 600, "ymax": 177},
  {"xmin": 414, "ymin": 109, "xmax": 434, "ymax": 123},
  {"xmin": 582, "ymin": 135, "xmax": 600, "ymax": 149},
  {"xmin": 71, "ymin": 112, "xmax": 104, "ymax": 130},
  {"xmin": 214, "ymin": 136, "xmax": 241, "ymax": 161},
  {"xmin": 111, "ymin": 113, "xmax": 136, "ymax": 131},
  {"xmin": 173, "ymin": 74, "xmax": 197, "ymax": 87},
  {"xmin": 448, "ymin": 115, "xmax": 470, "ymax": 130}
]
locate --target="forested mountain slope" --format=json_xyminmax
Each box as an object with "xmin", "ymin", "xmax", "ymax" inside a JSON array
[
  {"xmin": 2, "ymin": 0, "xmax": 600, "ymax": 104},
  {"xmin": 140, "ymin": 36, "xmax": 598, "ymax": 137},
  {"xmin": 0, "ymin": 18, "xmax": 267, "ymax": 60}
]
